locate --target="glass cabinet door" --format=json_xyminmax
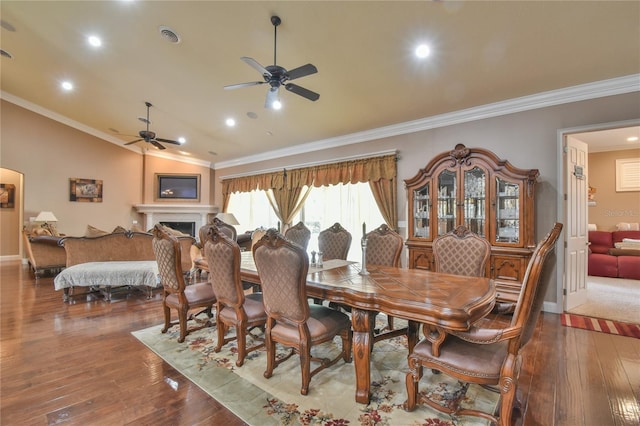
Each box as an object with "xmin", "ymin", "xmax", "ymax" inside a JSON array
[
  {"xmin": 463, "ymin": 167, "xmax": 486, "ymax": 237},
  {"xmin": 437, "ymin": 169, "xmax": 456, "ymax": 235},
  {"xmin": 495, "ymin": 177, "xmax": 520, "ymax": 243},
  {"xmin": 413, "ymin": 182, "xmax": 430, "ymax": 239}
]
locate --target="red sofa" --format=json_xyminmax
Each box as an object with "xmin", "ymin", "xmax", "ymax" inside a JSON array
[{"xmin": 588, "ymin": 230, "xmax": 640, "ymax": 280}]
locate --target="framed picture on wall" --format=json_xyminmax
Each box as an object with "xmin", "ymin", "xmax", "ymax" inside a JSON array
[
  {"xmin": 70, "ymin": 178, "xmax": 103, "ymax": 202},
  {"xmin": 615, "ymin": 158, "xmax": 640, "ymax": 192},
  {"xmin": 0, "ymin": 183, "xmax": 15, "ymax": 208}
]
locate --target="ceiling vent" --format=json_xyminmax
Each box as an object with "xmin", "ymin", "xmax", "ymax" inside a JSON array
[
  {"xmin": 159, "ymin": 26, "xmax": 181, "ymax": 44},
  {"xmin": 0, "ymin": 49, "xmax": 13, "ymax": 59}
]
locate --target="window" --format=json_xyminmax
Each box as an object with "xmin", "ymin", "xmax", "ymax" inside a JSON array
[{"xmin": 227, "ymin": 182, "xmax": 385, "ymax": 260}]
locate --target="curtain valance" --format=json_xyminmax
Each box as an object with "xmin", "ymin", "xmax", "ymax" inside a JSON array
[{"xmin": 221, "ymin": 154, "xmax": 396, "ymax": 195}]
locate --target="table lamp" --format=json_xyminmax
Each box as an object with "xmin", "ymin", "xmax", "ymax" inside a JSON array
[
  {"xmin": 215, "ymin": 212, "xmax": 239, "ymax": 225},
  {"xmin": 35, "ymin": 211, "xmax": 58, "ymax": 235}
]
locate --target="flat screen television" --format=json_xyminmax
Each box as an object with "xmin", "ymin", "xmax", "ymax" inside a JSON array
[{"xmin": 156, "ymin": 174, "xmax": 200, "ymax": 200}]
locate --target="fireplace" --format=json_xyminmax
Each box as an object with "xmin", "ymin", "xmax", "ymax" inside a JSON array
[
  {"xmin": 134, "ymin": 204, "xmax": 219, "ymax": 236},
  {"xmin": 160, "ymin": 221, "xmax": 196, "ymax": 237}
]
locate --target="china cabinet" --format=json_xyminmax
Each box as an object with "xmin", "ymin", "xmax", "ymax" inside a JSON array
[{"xmin": 405, "ymin": 144, "xmax": 539, "ymax": 306}]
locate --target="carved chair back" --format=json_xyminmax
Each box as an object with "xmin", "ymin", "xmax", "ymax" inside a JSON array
[{"xmin": 318, "ymin": 222, "xmax": 352, "ymax": 260}]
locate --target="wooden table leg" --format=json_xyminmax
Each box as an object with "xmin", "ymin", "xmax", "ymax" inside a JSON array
[
  {"xmin": 351, "ymin": 308, "xmax": 373, "ymax": 404},
  {"xmin": 407, "ymin": 320, "xmax": 419, "ymax": 352}
]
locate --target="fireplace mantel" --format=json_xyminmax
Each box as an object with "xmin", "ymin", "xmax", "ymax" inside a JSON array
[{"xmin": 134, "ymin": 204, "xmax": 219, "ymax": 232}]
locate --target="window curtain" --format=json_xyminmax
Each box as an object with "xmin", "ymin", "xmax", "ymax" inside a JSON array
[
  {"xmin": 266, "ymin": 185, "xmax": 312, "ymax": 231},
  {"xmin": 221, "ymin": 154, "xmax": 397, "ymax": 228}
]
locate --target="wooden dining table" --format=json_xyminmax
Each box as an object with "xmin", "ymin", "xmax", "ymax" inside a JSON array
[{"xmin": 240, "ymin": 252, "xmax": 496, "ymax": 404}]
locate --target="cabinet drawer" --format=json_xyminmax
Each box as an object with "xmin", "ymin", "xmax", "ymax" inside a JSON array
[
  {"xmin": 491, "ymin": 255, "xmax": 527, "ymax": 283},
  {"xmin": 409, "ymin": 249, "xmax": 433, "ymax": 271}
]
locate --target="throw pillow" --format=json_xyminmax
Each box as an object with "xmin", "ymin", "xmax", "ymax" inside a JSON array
[
  {"xmin": 112, "ymin": 225, "xmax": 127, "ymax": 234},
  {"xmin": 85, "ymin": 224, "xmax": 109, "ymax": 238}
]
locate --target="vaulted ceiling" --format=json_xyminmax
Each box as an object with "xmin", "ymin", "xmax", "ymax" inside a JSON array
[{"xmin": 1, "ymin": 1, "xmax": 638, "ymax": 167}]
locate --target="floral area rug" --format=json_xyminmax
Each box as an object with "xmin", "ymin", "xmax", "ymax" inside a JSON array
[{"xmin": 132, "ymin": 315, "xmax": 499, "ymax": 426}]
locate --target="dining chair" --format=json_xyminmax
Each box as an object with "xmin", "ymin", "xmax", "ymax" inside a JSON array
[
  {"xmin": 152, "ymin": 224, "xmax": 217, "ymax": 343},
  {"xmin": 203, "ymin": 225, "xmax": 267, "ymax": 367},
  {"xmin": 365, "ymin": 223, "xmax": 403, "ymax": 268},
  {"xmin": 250, "ymin": 228, "xmax": 267, "ymax": 249},
  {"xmin": 432, "ymin": 225, "xmax": 491, "ymax": 277},
  {"xmin": 192, "ymin": 217, "xmax": 238, "ymax": 279},
  {"xmin": 318, "ymin": 222, "xmax": 352, "ymax": 260},
  {"xmin": 404, "ymin": 223, "xmax": 563, "ymax": 425},
  {"xmin": 252, "ymin": 228, "xmax": 353, "ymax": 395},
  {"xmin": 365, "ymin": 223, "xmax": 405, "ymax": 339},
  {"xmin": 284, "ymin": 221, "xmax": 311, "ymax": 251}
]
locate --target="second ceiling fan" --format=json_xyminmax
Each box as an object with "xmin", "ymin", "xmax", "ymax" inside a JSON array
[
  {"xmin": 125, "ymin": 102, "xmax": 181, "ymax": 150},
  {"xmin": 224, "ymin": 15, "xmax": 319, "ymax": 108}
]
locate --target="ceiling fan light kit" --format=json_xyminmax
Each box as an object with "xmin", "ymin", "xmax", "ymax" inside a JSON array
[{"xmin": 224, "ymin": 15, "xmax": 319, "ymax": 109}]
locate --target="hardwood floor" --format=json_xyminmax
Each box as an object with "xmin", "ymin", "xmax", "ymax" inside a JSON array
[{"xmin": 1, "ymin": 260, "xmax": 639, "ymax": 425}]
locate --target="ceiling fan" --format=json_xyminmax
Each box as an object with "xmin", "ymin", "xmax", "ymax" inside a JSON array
[
  {"xmin": 124, "ymin": 102, "xmax": 181, "ymax": 150},
  {"xmin": 224, "ymin": 15, "xmax": 319, "ymax": 108}
]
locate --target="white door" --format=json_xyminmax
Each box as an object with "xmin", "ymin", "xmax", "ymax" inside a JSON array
[{"xmin": 564, "ymin": 136, "xmax": 589, "ymax": 310}]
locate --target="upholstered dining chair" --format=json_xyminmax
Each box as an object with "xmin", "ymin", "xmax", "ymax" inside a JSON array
[
  {"xmin": 365, "ymin": 223, "xmax": 405, "ymax": 339},
  {"xmin": 203, "ymin": 225, "xmax": 267, "ymax": 367},
  {"xmin": 432, "ymin": 225, "xmax": 491, "ymax": 277},
  {"xmin": 152, "ymin": 224, "xmax": 217, "ymax": 343},
  {"xmin": 252, "ymin": 228, "xmax": 353, "ymax": 395},
  {"xmin": 318, "ymin": 222, "xmax": 352, "ymax": 260},
  {"xmin": 284, "ymin": 221, "xmax": 311, "ymax": 251},
  {"xmin": 365, "ymin": 223, "xmax": 403, "ymax": 268},
  {"xmin": 192, "ymin": 217, "xmax": 238, "ymax": 279},
  {"xmin": 404, "ymin": 223, "xmax": 563, "ymax": 425}
]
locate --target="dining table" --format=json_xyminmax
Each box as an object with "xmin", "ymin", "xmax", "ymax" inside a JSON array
[{"xmin": 239, "ymin": 251, "xmax": 496, "ymax": 404}]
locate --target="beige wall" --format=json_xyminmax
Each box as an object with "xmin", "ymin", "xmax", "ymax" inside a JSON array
[
  {"xmin": 214, "ymin": 92, "xmax": 640, "ymax": 305},
  {"xmin": 2, "ymin": 92, "xmax": 639, "ymax": 306},
  {"xmin": 588, "ymin": 148, "xmax": 640, "ymax": 231},
  {"xmin": 0, "ymin": 168, "xmax": 22, "ymax": 258},
  {"xmin": 0, "ymin": 100, "xmax": 215, "ymax": 257}
]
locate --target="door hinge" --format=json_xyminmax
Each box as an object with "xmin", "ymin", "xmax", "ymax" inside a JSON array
[
  {"xmin": 563, "ymin": 288, "xmax": 567, "ymax": 296},
  {"xmin": 564, "ymin": 241, "xmax": 567, "ymax": 248}
]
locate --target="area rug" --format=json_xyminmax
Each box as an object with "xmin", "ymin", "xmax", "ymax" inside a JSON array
[
  {"xmin": 561, "ymin": 313, "xmax": 640, "ymax": 339},
  {"xmin": 132, "ymin": 317, "xmax": 499, "ymax": 425}
]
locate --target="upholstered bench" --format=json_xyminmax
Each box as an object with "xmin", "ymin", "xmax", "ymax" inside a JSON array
[{"xmin": 54, "ymin": 260, "xmax": 159, "ymax": 301}]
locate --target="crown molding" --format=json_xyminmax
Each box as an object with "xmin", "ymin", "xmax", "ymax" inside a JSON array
[
  {"xmin": 0, "ymin": 91, "xmax": 210, "ymax": 168},
  {"xmin": 213, "ymin": 74, "xmax": 640, "ymax": 170},
  {"xmin": 3, "ymin": 74, "xmax": 638, "ymax": 171}
]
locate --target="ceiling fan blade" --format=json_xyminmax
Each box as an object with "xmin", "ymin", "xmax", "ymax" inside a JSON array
[
  {"xmin": 241, "ymin": 56, "xmax": 272, "ymax": 78},
  {"xmin": 224, "ymin": 81, "xmax": 265, "ymax": 90},
  {"xmin": 265, "ymin": 86, "xmax": 280, "ymax": 108},
  {"xmin": 150, "ymin": 140, "xmax": 166, "ymax": 150},
  {"xmin": 285, "ymin": 83, "xmax": 320, "ymax": 101},
  {"xmin": 125, "ymin": 139, "xmax": 142, "ymax": 146},
  {"xmin": 155, "ymin": 137, "xmax": 181, "ymax": 145},
  {"xmin": 287, "ymin": 63, "xmax": 318, "ymax": 80}
]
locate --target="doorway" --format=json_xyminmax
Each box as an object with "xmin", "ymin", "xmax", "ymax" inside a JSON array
[{"xmin": 560, "ymin": 120, "xmax": 640, "ymax": 321}]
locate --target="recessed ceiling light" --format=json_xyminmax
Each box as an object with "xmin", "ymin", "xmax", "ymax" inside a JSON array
[
  {"xmin": 247, "ymin": 112, "xmax": 258, "ymax": 119},
  {"xmin": 225, "ymin": 118, "xmax": 236, "ymax": 127},
  {"xmin": 415, "ymin": 44, "xmax": 431, "ymax": 59},
  {"xmin": 87, "ymin": 35, "xmax": 102, "ymax": 47},
  {"xmin": 627, "ymin": 136, "xmax": 639, "ymax": 142},
  {"xmin": 61, "ymin": 81, "xmax": 74, "ymax": 91}
]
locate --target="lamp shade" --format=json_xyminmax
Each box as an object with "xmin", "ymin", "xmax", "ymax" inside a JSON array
[
  {"xmin": 215, "ymin": 212, "xmax": 239, "ymax": 225},
  {"xmin": 35, "ymin": 211, "xmax": 58, "ymax": 222}
]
